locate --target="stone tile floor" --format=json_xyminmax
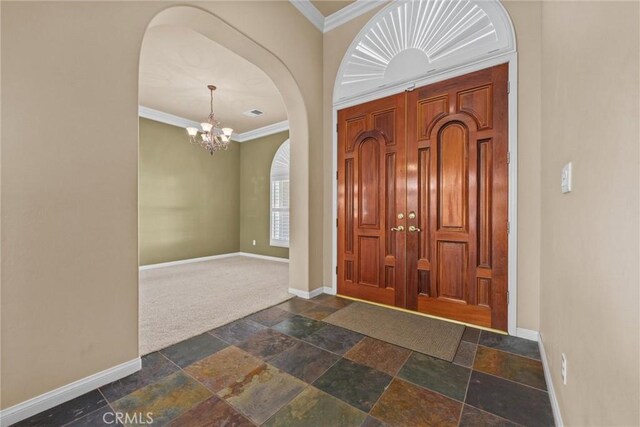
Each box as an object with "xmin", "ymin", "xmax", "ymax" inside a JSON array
[{"xmin": 14, "ymin": 295, "xmax": 554, "ymax": 427}]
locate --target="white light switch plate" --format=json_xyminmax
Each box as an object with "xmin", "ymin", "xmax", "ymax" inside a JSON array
[{"xmin": 561, "ymin": 162, "xmax": 572, "ymax": 193}]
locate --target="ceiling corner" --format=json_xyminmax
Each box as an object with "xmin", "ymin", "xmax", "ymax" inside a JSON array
[{"xmin": 289, "ymin": 0, "xmax": 325, "ymax": 32}]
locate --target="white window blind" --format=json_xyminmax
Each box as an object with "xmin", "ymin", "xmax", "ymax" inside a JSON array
[{"xmin": 270, "ymin": 140, "xmax": 290, "ymax": 247}]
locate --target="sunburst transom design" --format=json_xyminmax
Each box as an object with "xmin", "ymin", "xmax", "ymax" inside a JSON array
[{"xmin": 336, "ymin": 0, "xmax": 515, "ymax": 102}]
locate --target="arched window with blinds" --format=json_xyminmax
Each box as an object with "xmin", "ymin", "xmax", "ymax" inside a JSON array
[{"xmin": 270, "ymin": 139, "xmax": 290, "ymax": 248}]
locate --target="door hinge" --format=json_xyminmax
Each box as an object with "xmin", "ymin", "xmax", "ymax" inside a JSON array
[
  {"xmin": 336, "ymin": 123, "xmax": 339, "ymax": 132},
  {"xmin": 336, "ymin": 171, "xmax": 339, "ymax": 180},
  {"xmin": 507, "ymin": 221, "xmax": 510, "ymax": 234},
  {"xmin": 507, "ymin": 291, "xmax": 510, "ymax": 305},
  {"xmin": 336, "ymin": 218, "xmax": 338, "ymax": 227},
  {"xmin": 507, "ymin": 81, "xmax": 511, "ymax": 94},
  {"xmin": 507, "ymin": 151, "xmax": 511, "ymax": 164},
  {"xmin": 335, "ymin": 266, "xmax": 338, "ymax": 275}
]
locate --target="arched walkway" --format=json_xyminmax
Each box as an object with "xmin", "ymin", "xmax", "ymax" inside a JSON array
[{"xmin": 142, "ymin": 5, "xmax": 310, "ymax": 302}]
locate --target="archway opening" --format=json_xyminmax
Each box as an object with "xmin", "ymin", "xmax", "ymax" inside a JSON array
[{"xmin": 137, "ymin": 6, "xmax": 308, "ymax": 354}]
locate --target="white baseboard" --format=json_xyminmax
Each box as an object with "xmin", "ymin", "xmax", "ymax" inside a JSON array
[
  {"xmin": 515, "ymin": 327, "xmax": 539, "ymax": 342},
  {"xmin": 288, "ymin": 287, "xmax": 324, "ymax": 299},
  {"xmin": 238, "ymin": 252, "xmax": 289, "ymax": 263},
  {"xmin": 322, "ymin": 286, "xmax": 336, "ymax": 295},
  {"xmin": 538, "ymin": 333, "xmax": 564, "ymax": 427},
  {"xmin": 139, "ymin": 253, "xmax": 242, "ymax": 270},
  {"xmin": 0, "ymin": 358, "xmax": 141, "ymax": 427}
]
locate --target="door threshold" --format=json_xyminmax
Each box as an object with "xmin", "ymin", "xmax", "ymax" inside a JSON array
[{"xmin": 336, "ymin": 294, "xmax": 508, "ymax": 336}]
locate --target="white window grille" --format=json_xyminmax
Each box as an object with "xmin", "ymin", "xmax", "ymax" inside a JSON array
[{"xmin": 270, "ymin": 139, "xmax": 290, "ymax": 247}]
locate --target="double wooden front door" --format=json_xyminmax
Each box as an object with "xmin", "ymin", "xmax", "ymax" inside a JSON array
[{"xmin": 337, "ymin": 64, "xmax": 508, "ymax": 331}]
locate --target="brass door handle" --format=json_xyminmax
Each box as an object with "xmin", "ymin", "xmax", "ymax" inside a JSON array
[
  {"xmin": 390, "ymin": 225, "xmax": 405, "ymax": 232},
  {"xmin": 409, "ymin": 225, "xmax": 421, "ymax": 232}
]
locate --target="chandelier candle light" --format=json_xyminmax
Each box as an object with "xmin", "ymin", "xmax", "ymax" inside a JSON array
[{"xmin": 186, "ymin": 85, "xmax": 233, "ymax": 155}]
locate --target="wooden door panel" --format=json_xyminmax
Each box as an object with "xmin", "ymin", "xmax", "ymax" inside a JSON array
[
  {"xmin": 417, "ymin": 148, "xmax": 431, "ymax": 264},
  {"xmin": 437, "ymin": 241, "xmax": 468, "ymax": 301},
  {"xmin": 338, "ymin": 94, "xmax": 406, "ymax": 307},
  {"xmin": 358, "ymin": 138, "xmax": 381, "ymax": 228},
  {"xmin": 478, "ymin": 138, "xmax": 493, "ymax": 268},
  {"xmin": 438, "ymin": 123, "xmax": 469, "ymax": 231},
  {"xmin": 407, "ymin": 64, "xmax": 508, "ymax": 331},
  {"xmin": 358, "ymin": 236, "xmax": 380, "ymax": 286},
  {"xmin": 418, "ymin": 95, "xmax": 449, "ymax": 138},
  {"xmin": 458, "ymin": 84, "xmax": 493, "ymax": 129}
]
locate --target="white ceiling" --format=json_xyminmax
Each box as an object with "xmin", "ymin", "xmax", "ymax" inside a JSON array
[{"xmin": 139, "ymin": 26, "xmax": 287, "ymax": 134}]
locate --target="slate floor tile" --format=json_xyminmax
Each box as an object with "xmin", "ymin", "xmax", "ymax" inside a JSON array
[
  {"xmin": 248, "ymin": 307, "xmax": 295, "ymax": 327},
  {"xmin": 65, "ymin": 405, "xmax": 123, "ymax": 426},
  {"xmin": 167, "ymin": 396, "xmax": 254, "ymax": 427},
  {"xmin": 453, "ymin": 341, "xmax": 478, "ymax": 368},
  {"xmin": 313, "ymin": 358, "xmax": 392, "ymax": 412},
  {"xmin": 466, "ymin": 371, "xmax": 554, "ymax": 427},
  {"xmin": 310, "ymin": 294, "xmax": 353, "ymax": 309},
  {"xmin": 461, "ymin": 327, "xmax": 482, "ymax": 344},
  {"xmin": 264, "ymin": 386, "xmax": 366, "ymax": 427},
  {"xmin": 218, "ymin": 364, "xmax": 306, "ymax": 425},
  {"xmin": 360, "ymin": 416, "xmax": 390, "ymax": 427},
  {"xmin": 344, "ymin": 337, "xmax": 411, "ymax": 376},
  {"xmin": 184, "ymin": 346, "xmax": 265, "ymax": 393},
  {"xmin": 479, "ymin": 331, "xmax": 541, "ymax": 360},
  {"xmin": 276, "ymin": 298, "xmax": 319, "ymax": 314},
  {"xmin": 371, "ymin": 379, "xmax": 462, "ymax": 427},
  {"xmin": 14, "ymin": 390, "xmax": 106, "ymax": 427},
  {"xmin": 272, "ymin": 315, "xmax": 326, "ymax": 339},
  {"xmin": 239, "ymin": 328, "xmax": 299, "ymax": 360},
  {"xmin": 268, "ymin": 341, "xmax": 340, "ymax": 383},
  {"xmin": 300, "ymin": 304, "xmax": 339, "ymax": 320},
  {"xmin": 210, "ymin": 318, "xmax": 267, "ymax": 345},
  {"xmin": 458, "ymin": 404, "xmax": 518, "ymax": 427},
  {"xmin": 160, "ymin": 333, "xmax": 227, "ymax": 368},
  {"xmin": 474, "ymin": 346, "xmax": 547, "ymax": 390},
  {"xmin": 100, "ymin": 352, "xmax": 179, "ymax": 402},
  {"xmin": 398, "ymin": 352, "xmax": 470, "ymax": 401},
  {"xmin": 302, "ymin": 324, "xmax": 364, "ymax": 355},
  {"xmin": 110, "ymin": 371, "xmax": 211, "ymax": 427}
]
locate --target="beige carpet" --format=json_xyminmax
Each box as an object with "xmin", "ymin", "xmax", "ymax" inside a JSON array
[
  {"xmin": 139, "ymin": 255, "xmax": 290, "ymax": 355},
  {"xmin": 323, "ymin": 301, "xmax": 464, "ymax": 361}
]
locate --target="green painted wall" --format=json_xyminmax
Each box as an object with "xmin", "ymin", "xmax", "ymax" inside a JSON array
[
  {"xmin": 139, "ymin": 119, "xmax": 289, "ymax": 265},
  {"xmin": 139, "ymin": 118, "xmax": 240, "ymax": 265},
  {"xmin": 240, "ymin": 131, "xmax": 290, "ymax": 259}
]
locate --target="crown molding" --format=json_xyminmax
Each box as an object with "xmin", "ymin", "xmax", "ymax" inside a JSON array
[
  {"xmin": 289, "ymin": 0, "xmax": 387, "ymax": 33},
  {"xmin": 233, "ymin": 120, "xmax": 289, "ymax": 142},
  {"xmin": 289, "ymin": 0, "xmax": 324, "ymax": 31},
  {"xmin": 139, "ymin": 106, "xmax": 200, "ymax": 129},
  {"xmin": 138, "ymin": 106, "xmax": 287, "ymax": 143},
  {"xmin": 324, "ymin": 0, "xmax": 387, "ymax": 32}
]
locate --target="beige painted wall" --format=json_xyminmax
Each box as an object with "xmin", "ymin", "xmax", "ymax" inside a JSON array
[
  {"xmin": 240, "ymin": 131, "xmax": 290, "ymax": 259},
  {"xmin": 322, "ymin": 1, "xmax": 543, "ymax": 331},
  {"xmin": 539, "ymin": 2, "xmax": 639, "ymax": 425},
  {"xmin": 138, "ymin": 118, "xmax": 240, "ymax": 265},
  {"xmin": 0, "ymin": 1, "xmax": 322, "ymax": 409}
]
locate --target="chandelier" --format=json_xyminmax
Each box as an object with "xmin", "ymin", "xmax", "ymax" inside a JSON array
[{"xmin": 186, "ymin": 85, "xmax": 233, "ymax": 155}]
